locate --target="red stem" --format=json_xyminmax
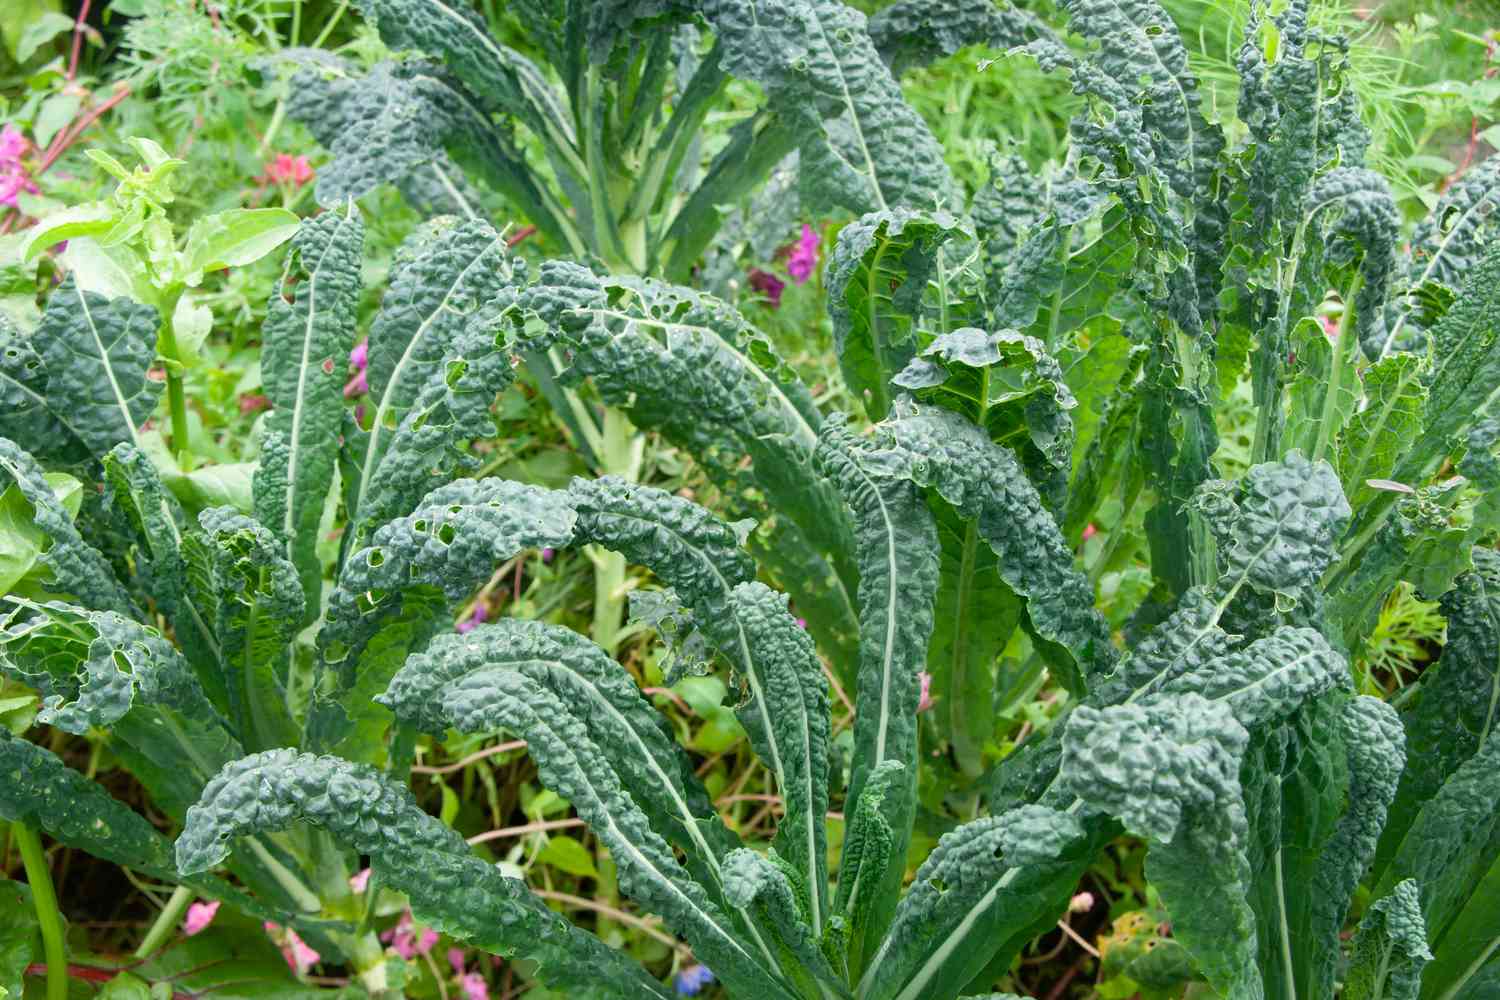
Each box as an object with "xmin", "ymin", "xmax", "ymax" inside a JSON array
[
  {"xmin": 66, "ymin": 0, "xmax": 93, "ymax": 82},
  {"xmin": 37, "ymin": 84, "xmax": 131, "ymax": 175},
  {"xmin": 506, "ymin": 225, "xmax": 537, "ymax": 247}
]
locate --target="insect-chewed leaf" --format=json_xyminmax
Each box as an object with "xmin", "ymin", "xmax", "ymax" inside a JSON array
[
  {"xmin": 0, "ymin": 437, "xmax": 135, "ymax": 617},
  {"xmin": 181, "ymin": 507, "xmax": 303, "ymax": 752},
  {"xmin": 33, "ymin": 275, "xmax": 161, "ymax": 457},
  {"xmin": 436, "ymin": 667, "xmax": 802, "ymax": 1000},
  {"xmin": 826, "ymin": 210, "xmax": 969, "ymax": 421},
  {"xmin": 1344, "ymin": 880, "xmax": 1431, "ymax": 1000},
  {"xmin": 175, "ymin": 748, "xmax": 673, "ymax": 1000},
  {"xmin": 323, "ymin": 476, "xmax": 577, "ymax": 670},
  {"xmin": 254, "ymin": 206, "xmax": 364, "ymax": 622},
  {"xmin": 874, "ymin": 406, "xmax": 1116, "ymax": 694},
  {"xmin": 1338, "ymin": 353, "xmax": 1426, "ymax": 513},
  {"xmin": 344, "ymin": 219, "xmax": 517, "ymax": 537},
  {"xmin": 702, "ymin": 0, "xmax": 954, "ymax": 217},
  {"xmin": 1377, "ymin": 549, "xmax": 1500, "ymax": 879}
]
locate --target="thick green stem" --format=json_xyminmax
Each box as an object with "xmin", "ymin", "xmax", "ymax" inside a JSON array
[
  {"xmin": 1311, "ymin": 275, "xmax": 1362, "ymax": 465},
  {"xmin": 156, "ymin": 315, "xmax": 191, "ymax": 460},
  {"xmin": 12, "ymin": 822, "xmax": 67, "ymax": 1000},
  {"xmin": 134, "ymin": 884, "xmax": 194, "ymax": 959},
  {"xmin": 589, "ymin": 407, "xmax": 644, "ymax": 654}
]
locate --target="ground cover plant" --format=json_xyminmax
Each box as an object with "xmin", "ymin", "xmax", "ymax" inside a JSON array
[{"xmin": 1, "ymin": 0, "xmax": 1500, "ymax": 998}]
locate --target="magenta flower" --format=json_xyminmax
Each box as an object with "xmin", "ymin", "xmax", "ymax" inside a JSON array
[
  {"xmin": 748, "ymin": 268, "xmax": 785, "ymax": 308},
  {"xmin": 382, "ymin": 910, "xmax": 438, "ymax": 959},
  {"xmin": 787, "ymin": 224, "xmax": 820, "ymax": 284},
  {"xmin": 349, "ymin": 868, "xmax": 372, "ymax": 893},
  {"xmin": 916, "ymin": 672, "xmax": 934, "ymax": 713},
  {"xmin": 345, "ymin": 338, "xmax": 369, "ymax": 398},
  {"xmin": 459, "ymin": 972, "xmax": 490, "ymax": 1000},
  {"xmin": 266, "ymin": 153, "xmax": 314, "ymax": 188},
  {"xmin": 456, "ymin": 602, "xmax": 488, "ymax": 634},
  {"xmin": 0, "ymin": 126, "xmax": 27, "ymax": 161},
  {"xmin": 0, "ymin": 126, "xmax": 37, "ymax": 208},
  {"xmin": 448, "ymin": 947, "xmax": 467, "ymax": 975},
  {"xmin": 183, "ymin": 900, "xmax": 219, "ymax": 936}
]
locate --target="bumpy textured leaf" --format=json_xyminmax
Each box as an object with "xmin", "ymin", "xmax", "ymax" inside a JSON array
[
  {"xmin": 291, "ymin": 60, "xmax": 484, "ymax": 208},
  {"xmin": 875, "ymin": 406, "xmax": 1116, "ymax": 693},
  {"xmin": 826, "ymin": 210, "xmax": 968, "ymax": 421},
  {"xmin": 1395, "ymin": 241, "xmax": 1500, "ymax": 487},
  {"xmin": 0, "ymin": 438, "xmax": 135, "ymax": 616},
  {"xmin": 867, "ymin": 0, "xmax": 1053, "ymax": 76},
  {"xmin": 833, "ymin": 759, "xmax": 905, "ymax": 979},
  {"xmin": 320, "ymin": 476, "xmax": 578, "ymax": 688},
  {"xmin": 701, "ymin": 0, "xmax": 956, "ymax": 216},
  {"xmin": 893, "ymin": 327, "xmax": 1078, "ymax": 509},
  {"xmin": 433, "ymin": 668, "xmax": 801, "ymax": 1000},
  {"xmin": 345, "ymin": 219, "xmax": 514, "ymax": 536},
  {"xmin": 1376, "ymin": 548, "xmax": 1500, "ymax": 877},
  {"xmin": 0, "ymin": 316, "xmax": 78, "ymax": 459},
  {"xmin": 566, "ymin": 478, "xmax": 831, "ymax": 933},
  {"xmin": 1345, "ymin": 880, "xmax": 1431, "ymax": 1000},
  {"xmin": 254, "ymin": 206, "xmax": 365, "ymax": 621},
  {"xmin": 175, "ymin": 749, "xmax": 674, "ymax": 999},
  {"xmin": 1300, "ymin": 168, "xmax": 1401, "ymax": 360},
  {"xmin": 860, "ymin": 806, "xmax": 1100, "ymax": 1000},
  {"xmin": 721, "ymin": 849, "xmax": 843, "ymax": 997},
  {"xmin": 34, "ymin": 275, "xmax": 161, "ymax": 456},
  {"xmin": 355, "ymin": 0, "xmax": 576, "ymax": 162},
  {"xmin": 0, "ymin": 879, "xmax": 37, "ymax": 999},
  {"xmin": 0, "ymin": 730, "xmax": 279, "ymax": 923},
  {"xmin": 1389, "ymin": 155, "xmax": 1500, "ymax": 349},
  {"xmin": 521, "ymin": 263, "xmax": 859, "ymax": 676},
  {"xmin": 814, "ymin": 418, "xmax": 938, "ymax": 940},
  {"xmin": 344, "ymin": 306, "xmax": 519, "ymax": 547},
  {"xmin": 181, "ymin": 507, "xmax": 303, "ymax": 752},
  {"xmin": 380, "ymin": 619, "xmax": 742, "ymax": 895}
]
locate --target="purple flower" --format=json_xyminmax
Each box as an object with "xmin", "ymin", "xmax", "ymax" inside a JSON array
[
  {"xmin": 541, "ymin": 547, "xmax": 555, "ymax": 563},
  {"xmin": 674, "ymin": 965, "xmax": 715, "ymax": 996},
  {"xmin": 456, "ymin": 602, "xmax": 488, "ymax": 633},
  {"xmin": 747, "ymin": 268, "xmax": 785, "ymax": 308},
  {"xmin": 345, "ymin": 339, "xmax": 369, "ymax": 398},
  {"xmin": 787, "ymin": 224, "xmax": 820, "ymax": 284},
  {"xmin": 0, "ymin": 126, "xmax": 27, "ymax": 162}
]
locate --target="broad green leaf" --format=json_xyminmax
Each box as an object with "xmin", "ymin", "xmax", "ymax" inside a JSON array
[
  {"xmin": 253, "ymin": 205, "xmax": 364, "ymax": 623},
  {"xmin": 0, "ymin": 879, "xmax": 38, "ymax": 999},
  {"xmin": 1339, "ymin": 354, "xmax": 1427, "ymax": 511},
  {"xmin": 537, "ymin": 836, "xmax": 598, "ymax": 879},
  {"xmin": 1286, "ymin": 315, "xmax": 1359, "ymax": 464},
  {"xmin": 20, "ymin": 202, "xmax": 115, "ymax": 261},
  {"xmin": 0, "ymin": 471, "xmax": 79, "ymax": 593},
  {"xmin": 0, "ymin": 313, "xmax": 80, "ymax": 460},
  {"xmin": 14, "ymin": 9, "xmax": 71, "ymax": 61},
  {"xmin": 180, "ymin": 208, "xmax": 300, "ymax": 285},
  {"xmin": 170, "ymin": 292, "xmax": 213, "ymax": 366},
  {"xmin": 34, "ymin": 275, "xmax": 161, "ymax": 455},
  {"xmin": 826, "ymin": 210, "xmax": 968, "ymax": 421},
  {"xmin": 175, "ymin": 749, "xmax": 675, "ymax": 1000}
]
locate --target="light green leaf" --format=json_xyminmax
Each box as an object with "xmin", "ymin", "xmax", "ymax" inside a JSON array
[
  {"xmin": 0, "ymin": 471, "xmax": 80, "ymax": 593},
  {"xmin": 15, "ymin": 10, "xmax": 71, "ymax": 62},
  {"xmin": 170, "ymin": 292, "xmax": 213, "ymax": 366},
  {"xmin": 1345, "ymin": 880, "xmax": 1431, "ymax": 1000},
  {"xmin": 537, "ymin": 836, "xmax": 598, "ymax": 879},
  {"xmin": 0, "ymin": 879, "xmax": 38, "ymax": 1000}
]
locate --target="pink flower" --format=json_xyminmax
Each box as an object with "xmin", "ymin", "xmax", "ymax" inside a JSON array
[
  {"xmin": 541, "ymin": 547, "xmax": 555, "ymax": 563},
  {"xmin": 1081, "ymin": 523, "xmax": 1097, "ymax": 541},
  {"xmin": 0, "ymin": 168, "xmax": 39, "ymax": 208},
  {"xmin": 382, "ymin": 910, "xmax": 438, "ymax": 959},
  {"xmin": 239, "ymin": 393, "xmax": 271, "ymax": 415},
  {"xmin": 345, "ymin": 338, "xmax": 369, "ymax": 398},
  {"xmin": 183, "ymin": 900, "xmax": 219, "ymax": 936},
  {"xmin": 349, "ymin": 868, "xmax": 372, "ymax": 893},
  {"xmin": 0, "ymin": 126, "xmax": 29, "ymax": 162},
  {"xmin": 1321, "ymin": 314, "xmax": 1339, "ymax": 339},
  {"xmin": 263, "ymin": 922, "xmax": 321, "ymax": 974},
  {"xmin": 456, "ymin": 602, "xmax": 488, "ymax": 634},
  {"xmin": 458, "ymin": 972, "xmax": 489, "ymax": 1000},
  {"xmin": 747, "ymin": 268, "xmax": 785, "ymax": 308},
  {"xmin": 786, "ymin": 224, "xmax": 820, "ymax": 285},
  {"xmin": 916, "ymin": 672, "xmax": 934, "ymax": 713},
  {"xmin": 266, "ymin": 153, "xmax": 314, "ymax": 188},
  {"xmin": 448, "ymin": 948, "xmax": 467, "ymax": 975}
]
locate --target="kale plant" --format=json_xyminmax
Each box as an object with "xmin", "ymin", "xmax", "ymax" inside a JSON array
[{"xmin": 4, "ymin": 0, "xmax": 1500, "ymax": 997}]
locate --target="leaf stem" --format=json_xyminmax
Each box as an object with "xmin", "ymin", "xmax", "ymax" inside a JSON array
[
  {"xmin": 12, "ymin": 821, "xmax": 67, "ymax": 1000},
  {"xmin": 1311, "ymin": 274, "xmax": 1362, "ymax": 464},
  {"xmin": 157, "ymin": 318, "xmax": 192, "ymax": 461},
  {"xmin": 134, "ymin": 884, "xmax": 194, "ymax": 959}
]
